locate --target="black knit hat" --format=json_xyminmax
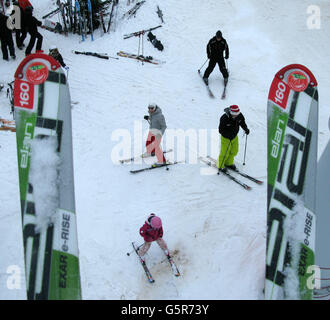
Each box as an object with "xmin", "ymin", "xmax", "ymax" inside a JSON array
[{"xmin": 216, "ymin": 30, "xmax": 222, "ymax": 38}]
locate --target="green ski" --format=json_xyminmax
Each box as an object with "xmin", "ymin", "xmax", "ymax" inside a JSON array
[
  {"xmin": 265, "ymin": 64, "xmax": 318, "ymax": 300},
  {"xmin": 14, "ymin": 53, "xmax": 81, "ymax": 300}
]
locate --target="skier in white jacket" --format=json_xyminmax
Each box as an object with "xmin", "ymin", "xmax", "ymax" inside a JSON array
[{"xmin": 143, "ymin": 103, "xmax": 167, "ymax": 166}]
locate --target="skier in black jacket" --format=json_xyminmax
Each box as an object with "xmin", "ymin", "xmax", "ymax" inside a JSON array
[
  {"xmin": 217, "ymin": 105, "xmax": 250, "ymax": 172},
  {"xmin": 12, "ymin": 0, "xmax": 31, "ymax": 49},
  {"xmin": 24, "ymin": 6, "xmax": 43, "ymax": 56},
  {"xmin": 0, "ymin": 12, "xmax": 16, "ymax": 61},
  {"xmin": 203, "ymin": 30, "xmax": 229, "ymax": 86}
]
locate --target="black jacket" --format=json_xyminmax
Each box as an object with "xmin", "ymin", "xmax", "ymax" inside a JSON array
[
  {"xmin": 49, "ymin": 51, "xmax": 66, "ymax": 68},
  {"xmin": 24, "ymin": 12, "xmax": 42, "ymax": 35},
  {"xmin": 207, "ymin": 36, "xmax": 229, "ymax": 60},
  {"xmin": 219, "ymin": 108, "xmax": 249, "ymax": 140},
  {"xmin": 0, "ymin": 13, "xmax": 12, "ymax": 39}
]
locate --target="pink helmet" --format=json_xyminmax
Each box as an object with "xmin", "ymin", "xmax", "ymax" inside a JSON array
[{"xmin": 151, "ymin": 216, "xmax": 162, "ymax": 229}]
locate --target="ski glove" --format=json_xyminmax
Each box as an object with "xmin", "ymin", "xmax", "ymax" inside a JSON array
[
  {"xmin": 64, "ymin": 66, "xmax": 69, "ymax": 71},
  {"xmin": 245, "ymin": 129, "xmax": 250, "ymax": 135},
  {"xmin": 144, "ymin": 115, "xmax": 149, "ymax": 121}
]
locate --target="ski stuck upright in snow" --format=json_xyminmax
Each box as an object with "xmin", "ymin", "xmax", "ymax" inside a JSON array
[
  {"xmin": 265, "ymin": 64, "xmax": 318, "ymax": 300},
  {"xmin": 14, "ymin": 53, "xmax": 81, "ymax": 300}
]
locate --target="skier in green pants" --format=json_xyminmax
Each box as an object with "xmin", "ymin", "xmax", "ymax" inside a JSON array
[{"xmin": 217, "ymin": 105, "xmax": 250, "ymax": 172}]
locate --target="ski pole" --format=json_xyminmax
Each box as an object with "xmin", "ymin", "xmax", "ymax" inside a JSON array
[
  {"xmin": 198, "ymin": 58, "xmax": 209, "ymax": 72},
  {"xmin": 127, "ymin": 243, "xmax": 143, "ymax": 256},
  {"xmin": 223, "ymin": 45, "xmax": 229, "ymax": 75},
  {"xmin": 243, "ymin": 134, "xmax": 248, "ymax": 165},
  {"xmin": 217, "ymin": 139, "xmax": 231, "ymax": 174}
]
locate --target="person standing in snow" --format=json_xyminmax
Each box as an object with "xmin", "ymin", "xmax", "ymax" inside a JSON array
[
  {"xmin": 49, "ymin": 46, "xmax": 69, "ymax": 71},
  {"xmin": 217, "ymin": 105, "xmax": 250, "ymax": 172},
  {"xmin": 143, "ymin": 103, "xmax": 167, "ymax": 166},
  {"xmin": 12, "ymin": 0, "xmax": 33, "ymax": 49},
  {"xmin": 138, "ymin": 213, "xmax": 170, "ymax": 262},
  {"xmin": 203, "ymin": 30, "xmax": 229, "ymax": 86},
  {"xmin": 24, "ymin": 6, "xmax": 43, "ymax": 56},
  {"xmin": 0, "ymin": 12, "xmax": 16, "ymax": 61}
]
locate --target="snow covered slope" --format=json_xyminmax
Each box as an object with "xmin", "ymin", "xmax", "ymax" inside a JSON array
[{"xmin": 0, "ymin": 0, "xmax": 329, "ymax": 299}]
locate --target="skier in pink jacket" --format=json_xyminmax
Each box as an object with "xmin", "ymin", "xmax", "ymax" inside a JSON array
[{"xmin": 138, "ymin": 213, "xmax": 169, "ymax": 262}]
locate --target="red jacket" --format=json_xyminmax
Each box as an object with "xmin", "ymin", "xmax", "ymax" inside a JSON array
[
  {"xmin": 139, "ymin": 222, "xmax": 163, "ymax": 242},
  {"xmin": 18, "ymin": 0, "xmax": 33, "ymax": 10}
]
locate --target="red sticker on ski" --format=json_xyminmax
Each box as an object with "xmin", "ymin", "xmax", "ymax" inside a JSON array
[
  {"xmin": 14, "ymin": 80, "xmax": 34, "ymax": 110},
  {"xmin": 287, "ymin": 70, "xmax": 309, "ymax": 92},
  {"xmin": 268, "ymin": 77, "xmax": 290, "ymax": 110},
  {"xmin": 26, "ymin": 62, "xmax": 49, "ymax": 85}
]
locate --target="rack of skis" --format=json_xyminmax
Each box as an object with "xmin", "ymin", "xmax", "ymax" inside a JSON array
[
  {"xmin": 41, "ymin": 1, "xmax": 166, "ymax": 46},
  {"xmin": 42, "ymin": 0, "xmax": 119, "ymax": 39}
]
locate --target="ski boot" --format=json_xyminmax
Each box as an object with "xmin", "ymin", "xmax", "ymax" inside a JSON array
[
  {"xmin": 226, "ymin": 164, "xmax": 237, "ymax": 171},
  {"xmin": 218, "ymin": 167, "xmax": 228, "ymax": 174}
]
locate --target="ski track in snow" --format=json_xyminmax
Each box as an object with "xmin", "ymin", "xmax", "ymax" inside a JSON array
[{"xmin": 0, "ymin": 0, "xmax": 329, "ymax": 300}]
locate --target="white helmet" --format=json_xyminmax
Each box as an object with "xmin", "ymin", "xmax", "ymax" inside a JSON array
[
  {"xmin": 49, "ymin": 45, "xmax": 57, "ymax": 51},
  {"xmin": 148, "ymin": 102, "xmax": 157, "ymax": 110}
]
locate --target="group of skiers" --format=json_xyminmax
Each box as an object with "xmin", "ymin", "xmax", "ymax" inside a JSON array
[
  {"xmin": 203, "ymin": 30, "xmax": 250, "ymax": 171},
  {"xmin": 2, "ymin": 7, "xmax": 250, "ymax": 267},
  {"xmin": 0, "ymin": 0, "xmax": 43, "ymax": 61},
  {"xmin": 137, "ymin": 30, "xmax": 250, "ymax": 263}
]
